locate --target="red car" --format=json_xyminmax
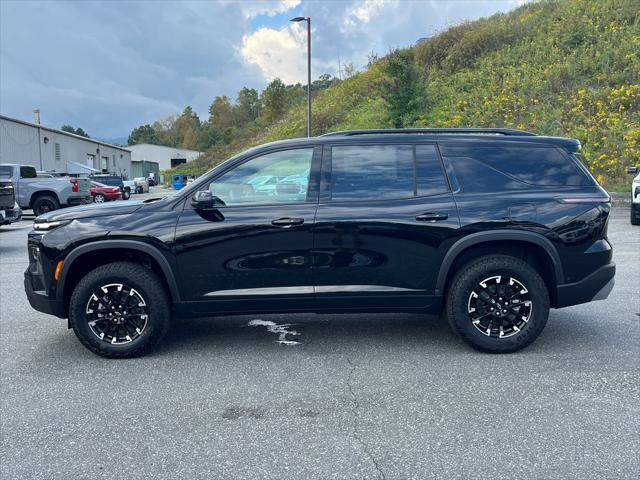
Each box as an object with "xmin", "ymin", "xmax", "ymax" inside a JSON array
[{"xmin": 90, "ymin": 181, "xmax": 122, "ymax": 203}]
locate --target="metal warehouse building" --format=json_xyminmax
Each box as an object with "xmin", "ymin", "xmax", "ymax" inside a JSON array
[
  {"xmin": 0, "ymin": 114, "xmax": 132, "ymax": 177},
  {"xmin": 127, "ymin": 144, "xmax": 202, "ymax": 171}
]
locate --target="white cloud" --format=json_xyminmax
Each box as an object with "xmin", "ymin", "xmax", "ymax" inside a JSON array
[
  {"xmin": 241, "ymin": 0, "xmax": 301, "ymax": 19},
  {"xmin": 342, "ymin": 0, "xmax": 397, "ymax": 29},
  {"xmin": 239, "ymin": 25, "xmax": 307, "ymax": 84}
]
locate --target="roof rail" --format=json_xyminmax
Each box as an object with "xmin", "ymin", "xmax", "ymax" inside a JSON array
[{"xmin": 321, "ymin": 128, "xmax": 536, "ymax": 137}]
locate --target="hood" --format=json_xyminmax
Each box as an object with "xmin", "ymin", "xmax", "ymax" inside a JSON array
[{"xmin": 35, "ymin": 200, "xmax": 146, "ymax": 222}]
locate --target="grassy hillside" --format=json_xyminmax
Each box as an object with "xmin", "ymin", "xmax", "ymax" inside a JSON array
[{"xmin": 172, "ymin": 0, "xmax": 639, "ymax": 189}]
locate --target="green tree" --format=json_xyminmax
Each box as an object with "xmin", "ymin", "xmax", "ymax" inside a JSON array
[
  {"xmin": 209, "ymin": 96, "xmax": 235, "ymax": 132},
  {"xmin": 381, "ymin": 49, "xmax": 421, "ymax": 128},
  {"xmin": 235, "ymin": 87, "xmax": 261, "ymax": 125},
  {"xmin": 175, "ymin": 106, "xmax": 201, "ymax": 150},
  {"xmin": 198, "ymin": 122, "xmax": 220, "ymax": 150},
  {"xmin": 261, "ymin": 78, "xmax": 288, "ymax": 122},
  {"xmin": 127, "ymin": 124, "xmax": 159, "ymax": 145},
  {"xmin": 61, "ymin": 124, "xmax": 90, "ymax": 137}
]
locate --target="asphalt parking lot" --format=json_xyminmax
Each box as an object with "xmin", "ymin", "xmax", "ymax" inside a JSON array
[{"xmin": 1, "ymin": 203, "xmax": 638, "ymax": 480}]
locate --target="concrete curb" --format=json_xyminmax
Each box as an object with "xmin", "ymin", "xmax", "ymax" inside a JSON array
[{"xmin": 610, "ymin": 192, "xmax": 631, "ymax": 206}]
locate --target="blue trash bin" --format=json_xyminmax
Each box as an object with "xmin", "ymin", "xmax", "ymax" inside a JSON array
[{"xmin": 171, "ymin": 175, "xmax": 185, "ymax": 190}]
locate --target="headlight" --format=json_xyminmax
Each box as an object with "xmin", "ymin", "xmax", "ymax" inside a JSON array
[{"xmin": 33, "ymin": 220, "xmax": 69, "ymax": 231}]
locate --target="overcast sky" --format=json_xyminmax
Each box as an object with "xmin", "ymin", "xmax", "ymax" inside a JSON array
[{"xmin": 0, "ymin": 0, "xmax": 525, "ymax": 139}]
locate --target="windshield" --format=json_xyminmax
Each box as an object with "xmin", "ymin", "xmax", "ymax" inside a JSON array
[{"xmin": 0, "ymin": 166, "xmax": 13, "ymax": 177}]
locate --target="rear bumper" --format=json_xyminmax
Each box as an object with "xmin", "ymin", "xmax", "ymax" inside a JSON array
[
  {"xmin": 555, "ymin": 262, "xmax": 615, "ymax": 308},
  {"xmin": 24, "ymin": 271, "xmax": 65, "ymax": 318},
  {"xmin": 1, "ymin": 206, "xmax": 21, "ymax": 224},
  {"xmin": 66, "ymin": 195, "xmax": 93, "ymax": 206}
]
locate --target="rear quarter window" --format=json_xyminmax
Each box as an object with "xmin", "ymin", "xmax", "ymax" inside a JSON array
[{"xmin": 440, "ymin": 145, "xmax": 590, "ymax": 189}]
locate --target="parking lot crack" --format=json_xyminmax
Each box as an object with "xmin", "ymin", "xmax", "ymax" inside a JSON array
[{"xmin": 347, "ymin": 357, "xmax": 386, "ymax": 480}]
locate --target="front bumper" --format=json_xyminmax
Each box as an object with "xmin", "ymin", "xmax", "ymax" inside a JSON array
[
  {"xmin": 555, "ymin": 262, "xmax": 615, "ymax": 308},
  {"xmin": 24, "ymin": 271, "xmax": 66, "ymax": 318}
]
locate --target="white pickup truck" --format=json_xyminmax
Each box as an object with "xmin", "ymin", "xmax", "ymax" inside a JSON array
[{"xmin": 0, "ymin": 164, "xmax": 92, "ymax": 216}]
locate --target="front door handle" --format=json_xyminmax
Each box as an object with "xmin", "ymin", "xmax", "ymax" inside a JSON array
[
  {"xmin": 415, "ymin": 212, "xmax": 449, "ymax": 222},
  {"xmin": 271, "ymin": 217, "xmax": 305, "ymax": 227}
]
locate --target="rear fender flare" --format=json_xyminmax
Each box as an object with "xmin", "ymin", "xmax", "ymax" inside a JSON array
[{"xmin": 436, "ymin": 230, "xmax": 563, "ymax": 293}]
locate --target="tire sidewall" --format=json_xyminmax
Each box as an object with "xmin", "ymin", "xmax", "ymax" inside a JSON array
[
  {"xmin": 447, "ymin": 256, "xmax": 549, "ymax": 353},
  {"xmin": 70, "ymin": 264, "xmax": 169, "ymax": 357},
  {"xmin": 33, "ymin": 196, "xmax": 59, "ymax": 216}
]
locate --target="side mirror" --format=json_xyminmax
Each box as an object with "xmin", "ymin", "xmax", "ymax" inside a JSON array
[
  {"xmin": 627, "ymin": 166, "xmax": 638, "ymax": 175},
  {"xmin": 191, "ymin": 190, "xmax": 224, "ymax": 210}
]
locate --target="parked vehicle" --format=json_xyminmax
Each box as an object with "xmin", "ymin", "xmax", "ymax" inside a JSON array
[
  {"xmin": 133, "ymin": 177, "xmax": 149, "ymax": 194},
  {"xmin": 0, "ymin": 173, "xmax": 20, "ymax": 225},
  {"xmin": 628, "ymin": 166, "xmax": 640, "ymax": 225},
  {"xmin": 90, "ymin": 182, "xmax": 122, "ymax": 203},
  {"xmin": 1, "ymin": 202, "xmax": 22, "ymax": 226},
  {"xmin": 147, "ymin": 177, "xmax": 157, "ymax": 187},
  {"xmin": 123, "ymin": 179, "xmax": 135, "ymax": 197},
  {"xmin": 0, "ymin": 164, "xmax": 91, "ymax": 216},
  {"xmin": 89, "ymin": 175, "xmax": 131, "ymax": 200},
  {"xmin": 25, "ymin": 128, "xmax": 615, "ymax": 358}
]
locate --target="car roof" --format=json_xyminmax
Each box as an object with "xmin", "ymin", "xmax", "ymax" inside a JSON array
[{"xmin": 253, "ymin": 129, "xmax": 580, "ymax": 151}]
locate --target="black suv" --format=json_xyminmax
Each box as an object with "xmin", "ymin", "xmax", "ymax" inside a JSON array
[{"xmin": 25, "ymin": 128, "xmax": 615, "ymax": 358}]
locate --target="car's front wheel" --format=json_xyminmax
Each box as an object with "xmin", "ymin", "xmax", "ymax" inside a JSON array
[
  {"xmin": 122, "ymin": 188, "xmax": 131, "ymax": 200},
  {"xmin": 69, "ymin": 262, "xmax": 170, "ymax": 358},
  {"xmin": 93, "ymin": 193, "xmax": 105, "ymax": 203},
  {"xmin": 446, "ymin": 254, "xmax": 549, "ymax": 353}
]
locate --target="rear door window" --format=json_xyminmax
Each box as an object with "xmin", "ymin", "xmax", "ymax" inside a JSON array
[
  {"xmin": 20, "ymin": 166, "xmax": 37, "ymax": 179},
  {"xmin": 416, "ymin": 145, "xmax": 449, "ymax": 196},
  {"xmin": 440, "ymin": 145, "xmax": 589, "ymax": 188},
  {"xmin": 330, "ymin": 145, "xmax": 414, "ymax": 201}
]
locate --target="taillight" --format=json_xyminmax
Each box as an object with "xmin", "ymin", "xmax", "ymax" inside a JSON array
[{"xmin": 70, "ymin": 178, "xmax": 78, "ymax": 193}]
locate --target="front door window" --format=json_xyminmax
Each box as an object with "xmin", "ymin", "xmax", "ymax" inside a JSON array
[{"xmin": 209, "ymin": 149, "xmax": 313, "ymax": 206}]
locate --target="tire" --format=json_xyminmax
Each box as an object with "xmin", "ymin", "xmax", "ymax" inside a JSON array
[
  {"xmin": 122, "ymin": 188, "xmax": 131, "ymax": 200},
  {"xmin": 631, "ymin": 204, "xmax": 640, "ymax": 226},
  {"xmin": 136, "ymin": 186, "xmax": 143, "ymax": 194},
  {"xmin": 69, "ymin": 262, "xmax": 170, "ymax": 358},
  {"xmin": 446, "ymin": 254, "xmax": 549, "ymax": 353},
  {"xmin": 32, "ymin": 194, "xmax": 60, "ymax": 216},
  {"xmin": 94, "ymin": 193, "xmax": 105, "ymax": 203}
]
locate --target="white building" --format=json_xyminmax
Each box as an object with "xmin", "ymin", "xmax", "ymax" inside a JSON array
[
  {"xmin": 127, "ymin": 144, "xmax": 202, "ymax": 171},
  {"xmin": 0, "ymin": 114, "xmax": 132, "ymax": 176}
]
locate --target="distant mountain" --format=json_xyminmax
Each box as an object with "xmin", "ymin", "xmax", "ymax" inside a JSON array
[{"xmin": 95, "ymin": 136, "xmax": 128, "ymax": 147}]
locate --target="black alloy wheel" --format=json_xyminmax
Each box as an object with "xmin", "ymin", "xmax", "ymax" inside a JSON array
[
  {"xmin": 86, "ymin": 283, "xmax": 149, "ymax": 344},
  {"xmin": 467, "ymin": 275, "xmax": 533, "ymax": 338}
]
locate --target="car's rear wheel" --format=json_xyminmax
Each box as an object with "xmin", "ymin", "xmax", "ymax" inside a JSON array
[
  {"xmin": 69, "ymin": 262, "xmax": 170, "ymax": 358},
  {"xmin": 94, "ymin": 193, "xmax": 105, "ymax": 203},
  {"xmin": 32, "ymin": 195, "xmax": 59, "ymax": 216},
  {"xmin": 631, "ymin": 204, "xmax": 640, "ymax": 225},
  {"xmin": 446, "ymin": 254, "xmax": 549, "ymax": 353}
]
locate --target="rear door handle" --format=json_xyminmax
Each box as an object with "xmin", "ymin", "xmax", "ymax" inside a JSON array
[
  {"xmin": 271, "ymin": 217, "xmax": 305, "ymax": 227},
  {"xmin": 415, "ymin": 212, "xmax": 449, "ymax": 222}
]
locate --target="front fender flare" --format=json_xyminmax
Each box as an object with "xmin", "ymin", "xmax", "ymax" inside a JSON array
[{"xmin": 56, "ymin": 240, "xmax": 181, "ymax": 303}]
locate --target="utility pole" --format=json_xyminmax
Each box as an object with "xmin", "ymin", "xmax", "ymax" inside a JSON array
[{"xmin": 291, "ymin": 16, "xmax": 312, "ymax": 137}]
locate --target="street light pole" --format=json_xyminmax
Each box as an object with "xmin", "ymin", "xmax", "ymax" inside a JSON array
[{"xmin": 291, "ymin": 16, "xmax": 311, "ymax": 137}]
